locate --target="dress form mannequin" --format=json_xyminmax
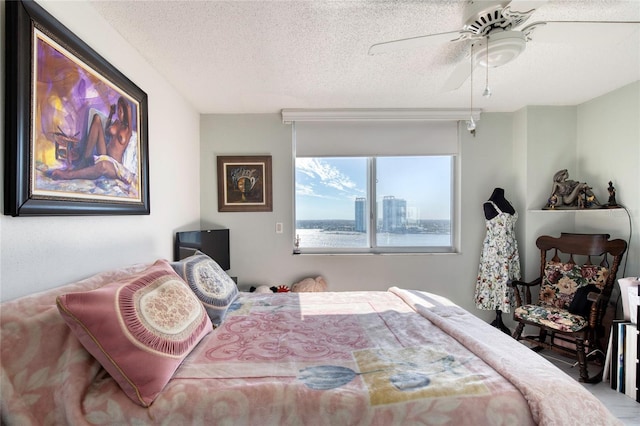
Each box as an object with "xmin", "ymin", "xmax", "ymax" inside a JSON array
[
  {"xmin": 483, "ymin": 188, "xmax": 515, "ymax": 220},
  {"xmin": 475, "ymin": 187, "xmax": 520, "ymax": 335},
  {"xmin": 491, "ymin": 307, "xmax": 511, "ymax": 334}
]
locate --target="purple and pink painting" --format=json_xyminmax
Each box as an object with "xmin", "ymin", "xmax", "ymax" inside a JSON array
[{"xmin": 33, "ymin": 30, "xmax": 142, "ymax": 202}]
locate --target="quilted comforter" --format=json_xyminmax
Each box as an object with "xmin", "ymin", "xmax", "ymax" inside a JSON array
[{"xmin": 0, "ymin": 264, "xmax": 620, "ymax": 425}]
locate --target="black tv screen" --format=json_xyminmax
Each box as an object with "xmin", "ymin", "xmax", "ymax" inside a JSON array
[{"xmin": 174, "ymin": 229, "xmax": 230, "ymax": 270}]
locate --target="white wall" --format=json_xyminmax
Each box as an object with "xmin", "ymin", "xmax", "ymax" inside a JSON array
[
  {"xmin": 2, "ymin": 1, "xmax": 636, "ymax": 320},
  {"xmin": 512, "ymin": 89, "xmax": 639, "ymax": 283},
  {"xmin": 514, "ymin": 85, "xmax": 639, "ymax": 282},
  {"xmin": 0, "ymin": 1, "xmax": 201, "ymax": 301},
  {"xmin": 519, "ymin": 106, "xmax": 578, "ymax": 280},
  {"xmin": 199, "ymin": 84, "xmax": 639, "ymax": 325},
  {"xmin": 200, "ymin": 113, "xmax": 516, "ymax": 322},
  {"xmin": 577, "ymin": 81, "xmax": 639, "ymax": 279}
]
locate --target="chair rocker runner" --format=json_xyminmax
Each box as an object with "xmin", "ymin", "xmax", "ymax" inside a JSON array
[{"xmin": 510, "ymin": 233, "xmax": 627, "ymax": 383}]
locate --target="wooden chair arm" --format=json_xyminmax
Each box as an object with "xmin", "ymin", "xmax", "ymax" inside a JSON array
[
  {"xmin": 587, "ymin": 291, "xmax": 606, "ymax": 328},
  {"xmin": 509, "ymin": 277, "xmax": 542, "ymax": 288},
  {"xmin": 509, "ymin": 277, "xmax": 542, "ymax": 307},
  {"xmin": 586, "ymin": 292, "xmax": 600, "ymax": 303}
]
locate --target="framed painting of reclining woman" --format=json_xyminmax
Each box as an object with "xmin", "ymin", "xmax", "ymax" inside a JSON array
[{"xmin": 4, "ymin": 0, "xmax": 150, "ymax": 216}]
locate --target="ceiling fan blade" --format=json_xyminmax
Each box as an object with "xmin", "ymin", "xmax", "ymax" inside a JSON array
[
  {"xmin": 442, "ymin": 57, "xmax": 475, "ymax": 92},
  {"xmin": 501, "ymin": 0, "xmax": 548, "ymax": 29},
  {"xmin": 523, "ymin": 21, "xmax": 640, "ymax": 44},
  {"xmin": 368, "ymin": 30, "xmax": 471, "ymax": 55}
]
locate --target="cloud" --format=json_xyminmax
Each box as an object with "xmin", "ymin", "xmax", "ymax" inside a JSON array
[
  {"xmin": 296, "ymin": 158, "xmax": 361, "ymax": 197},
  {"xmin": 296, "ymin": 182, "xmax": 320, "ymax": 197}
]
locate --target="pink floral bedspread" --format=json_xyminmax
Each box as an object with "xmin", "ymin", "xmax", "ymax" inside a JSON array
[{"xmin": 1, "ymin": 266, "xmax": 620, "ymax": 425}]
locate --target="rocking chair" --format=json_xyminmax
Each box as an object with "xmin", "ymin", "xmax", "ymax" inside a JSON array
[{"xmin": 510, "ymin": 233, "xmax": 627, "ymax": 383}]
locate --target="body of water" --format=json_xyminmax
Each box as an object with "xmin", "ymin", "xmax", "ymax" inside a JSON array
[{"xmin": 295, "ymin": 228, "xmax": 451, "ymax": 248}]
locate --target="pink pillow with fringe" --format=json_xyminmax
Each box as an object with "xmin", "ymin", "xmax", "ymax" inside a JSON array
[{"xmin": 56, "ymin": 259, "xmax": 212, "ymax": 407}]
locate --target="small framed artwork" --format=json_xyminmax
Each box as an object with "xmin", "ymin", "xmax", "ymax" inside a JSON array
[
  {"xmin": 217, "ymin": 156, "xmax": 272, "ymax": 212},
  {"xmin": 4, "ymin": 0, "xmax": 149, "ymax": 216}
]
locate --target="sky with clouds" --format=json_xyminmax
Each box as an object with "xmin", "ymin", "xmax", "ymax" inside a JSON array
[{"xmin": 295, "ymin": 156, "xmax": 452, "ymax": 221}]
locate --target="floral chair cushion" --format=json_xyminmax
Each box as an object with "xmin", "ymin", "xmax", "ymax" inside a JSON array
[
  {"xmin": 514, "ymin": 305, "xmax": 588, "ymax": 333},
  {"xmin": 538, "ymin": 261, "xmax": 608, "ymax": 309},
  {"xmin": 516, "ymin": 261, "xmax": 609, "ymax": 333}
]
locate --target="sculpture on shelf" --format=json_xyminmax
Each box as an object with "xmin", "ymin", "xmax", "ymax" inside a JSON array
[
  {"xmin": 606, "ymin": 181, "xmax": 618, "ymax": 207},
  {"xmin": 544, "ymin": 169, "xmax": 601, "ymax": 209}
]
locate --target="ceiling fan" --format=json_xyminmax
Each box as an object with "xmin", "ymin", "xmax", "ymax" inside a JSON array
[{"xmin": 368, "ymin": 0, "xmax": 640, "ymax": 91}]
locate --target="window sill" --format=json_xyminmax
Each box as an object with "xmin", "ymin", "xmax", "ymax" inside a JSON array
[{"xmin": 292, "ymin": 251, "xmax": 459, "ymax": 256}]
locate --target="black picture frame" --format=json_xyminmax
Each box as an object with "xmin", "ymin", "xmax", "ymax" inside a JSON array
[{"xmin": 4, "ymin": 0, "xmax": 150, "ymax": 216}]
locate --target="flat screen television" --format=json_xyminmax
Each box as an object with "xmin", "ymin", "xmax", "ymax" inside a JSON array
[{"xmin": 174, "ymin": 229, "xmax": 230, "ymax": 270}]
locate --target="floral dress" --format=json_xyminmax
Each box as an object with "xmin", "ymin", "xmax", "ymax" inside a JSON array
[{"xmin": 474, "ymin": 201, "xmax": 521, "ymax": 313}]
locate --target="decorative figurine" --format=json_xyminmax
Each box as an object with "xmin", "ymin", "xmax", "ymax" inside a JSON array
[
  {"xmin": 578, "ymin": 186, "xmax": 597, "ymax": 209},
  {"xmin": 544, "ymin": 169, "xmax": 601, "ymax": 209},
  {"xmin": 607, "ymin": 181, "xmax": 618, "ymax": 207},
  {"xmin": 294, "ymin": 234, "xmax": 301, "ymax": 254},
  {"xmin": 577, "ymin": 189, "xmax": 586, "ymax": 209}
]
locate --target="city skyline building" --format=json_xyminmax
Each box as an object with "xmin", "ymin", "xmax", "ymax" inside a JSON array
[
  {"xmin": 355, "ymin": 197, "xmax": 366, "ymax": 232},
  {"xmin": 381, "ymin": 196, "xmax": 407, "ymax": 233},
  {"xmin": 353, "ymin": 195, "xmax": 413, "ymax": 233}
]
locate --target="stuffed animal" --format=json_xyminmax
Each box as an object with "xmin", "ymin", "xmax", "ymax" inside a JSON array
[
  {"xmin": 250, "ymin": 285, "xmax": 291, "ymax": 293},
  {"xmin": 291, "ymin": 276, "xmax": 328, "ymax": 293},
  {"xmin": 251, "ymin": 285, "xmax": 273, "ymax": 293}
]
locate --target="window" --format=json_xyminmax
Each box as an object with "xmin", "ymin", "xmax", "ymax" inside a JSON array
[
  {"xmin": 285, "ymin": 110, "xmax": 462, "ymax": 254},
  {"xmin": 295, "ymin": 156, "xmax": 454, "ymax": 253},
  {"xmin": 376, "ymin": 156, "xmax": 452, "ymax": 249}
]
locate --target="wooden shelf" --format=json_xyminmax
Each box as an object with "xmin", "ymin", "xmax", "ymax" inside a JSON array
[{"xmin": 528, "ymin": 208, "xmax": 626, "ymax": 216}]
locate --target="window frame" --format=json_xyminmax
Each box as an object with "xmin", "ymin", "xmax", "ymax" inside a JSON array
[
  {"xmin": 285, "ymin": 110, "xmax": 472, "ymax": 257},
  {"xmin": 293, "ymin": 154, "xmax": 458, "ymax": 255}
]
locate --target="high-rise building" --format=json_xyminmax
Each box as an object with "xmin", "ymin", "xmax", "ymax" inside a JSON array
[
  {"xmin": 382, "ymin": 196, "xmax": 407, "ymax": 232},
  {"xmin": 355, "ymin": 197, "xmax": 366, "ymax": 232}
]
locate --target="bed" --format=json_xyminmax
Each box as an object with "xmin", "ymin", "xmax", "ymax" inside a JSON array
[{"xmin": 0, "ymin": 255, "xmax": 620, "ymax": 425}]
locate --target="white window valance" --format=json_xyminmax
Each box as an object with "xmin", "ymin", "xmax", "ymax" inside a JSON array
[
  {"xmin": 293, "ymin": 121, "xmax": 458, "ymax": 156},
  {"xmin": 281, "ymin": 109, "xmax": 479, "ymax": 157}
]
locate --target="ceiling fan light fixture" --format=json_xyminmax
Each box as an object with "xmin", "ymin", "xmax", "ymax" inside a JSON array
[
  {"xmin": 474, "ymin": 30, "xmax": 526, "ymax": 68},
  {"xmin": 462, "ymin": 0, "xmax": 511, "ymax": 35}
]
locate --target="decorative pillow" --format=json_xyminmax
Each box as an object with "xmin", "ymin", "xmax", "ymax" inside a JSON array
[
  {"xmin": 56, "ymin": 259, "xmax": 212, "ymax": 407},
  {"xmin": 568, "ymin": 283, "xmax": 601, "ymax": 317},
  {"xmin": 170, "ymin": 251, "xmax": 238, "ymax": 325},
  {"xmin": 538, "ymin": 261, "xmax": 608, "ymax": 309}
]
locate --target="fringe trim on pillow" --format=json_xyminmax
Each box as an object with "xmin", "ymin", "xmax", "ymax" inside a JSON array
[
  {"xmin": 189, "ymin": 283, "xmax": 236, "ymax": 307},
  {"xmin": 119, "ymin": 270, "xmax": 209, "ymax": 357},
  {"xmin": 183, "ymin": 259, "xmax": 237, "ymax": 307}
]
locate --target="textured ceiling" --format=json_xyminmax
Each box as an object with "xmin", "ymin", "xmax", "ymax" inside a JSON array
[{"xmin": 88, "ymin": 0, "xmax": 640, "ymax": 114}]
